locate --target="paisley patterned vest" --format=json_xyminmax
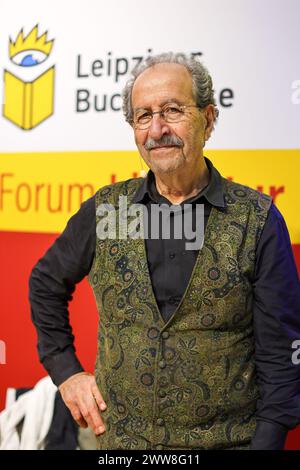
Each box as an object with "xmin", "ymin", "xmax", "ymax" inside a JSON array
[{"xmin": 88, "ymin": 175, "xmax": 272, "ymax": 450}]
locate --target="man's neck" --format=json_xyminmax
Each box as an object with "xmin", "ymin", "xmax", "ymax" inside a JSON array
[{"xmin": 153, "ymin": 159, "xmax": 210, "ymax": 205}]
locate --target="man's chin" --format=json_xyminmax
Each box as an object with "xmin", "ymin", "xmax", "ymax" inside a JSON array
[{"xmin": 151, "ymin": 156, "xmax": 185, "ymax": 174}]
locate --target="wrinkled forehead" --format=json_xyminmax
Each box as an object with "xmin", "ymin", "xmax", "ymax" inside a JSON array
[{"xmin": 132, "ymin": 63, "xmax": 195, "ymax": 110}]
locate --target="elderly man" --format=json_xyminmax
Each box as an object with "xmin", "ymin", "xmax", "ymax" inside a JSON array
[{"xmin": 29, "ymin": 53, "xmax": 300, "ymax": 450}]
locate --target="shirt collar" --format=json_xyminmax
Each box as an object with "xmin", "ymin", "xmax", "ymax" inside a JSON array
[{"xmin": 132, "ymin": 156, "xmax": 226, "ymax": 208}]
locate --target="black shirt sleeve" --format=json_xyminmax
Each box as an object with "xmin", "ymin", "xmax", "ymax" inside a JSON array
[
  {"xmin": 250, "ymin": 203, "xmax": 300, "ymax": 449},
  {"xmin": 29, "ymin": 195, "xmax": 96, "ymax": 387}
]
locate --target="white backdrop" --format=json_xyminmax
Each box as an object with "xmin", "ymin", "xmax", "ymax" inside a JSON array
[{"xmin": 0, "ymin": 0, "xmax": 299, "ymax": 151}]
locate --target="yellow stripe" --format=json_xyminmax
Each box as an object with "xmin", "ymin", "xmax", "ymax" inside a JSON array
[{"xmin": 0, "ymin": 149, "xmax": 299, "ymax": 243}]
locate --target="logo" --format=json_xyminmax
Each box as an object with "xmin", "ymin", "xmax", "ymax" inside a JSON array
[
  {"xmin": 96, "ymin": 196, "xmax": 205, "ymax": 250},
  {"xmin": 3, "ymin": 25, "xmax": 55, "ymax": 130}
]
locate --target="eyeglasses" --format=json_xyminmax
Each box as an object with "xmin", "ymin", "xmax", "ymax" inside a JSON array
[{"xmin": 132, "ymin": 103, "xmax": 203, "ymax": 130}]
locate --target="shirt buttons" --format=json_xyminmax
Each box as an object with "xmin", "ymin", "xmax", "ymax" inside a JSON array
[
  {"xmin": 158, "ymin": 359, "xmax": 166, "ymax": 369},
  {"xmin": 169, "ymin": 296, "xmax": 179, "ymax": 305},
  {"xmin": 161, "ymin": 331, "xmax": 169, "ymax": 339},
  {"xmin": 169, "ymin": 252, "xmax": 176, "ymax": 259}
]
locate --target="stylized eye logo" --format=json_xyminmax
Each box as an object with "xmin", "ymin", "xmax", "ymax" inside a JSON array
[
  {"xmin": 9, "ymin": 26, "xmax": 54, "ymax": 68},
  {"xmin": 11, "ymin": 49, "xmax": 48, "ymax": 67}
]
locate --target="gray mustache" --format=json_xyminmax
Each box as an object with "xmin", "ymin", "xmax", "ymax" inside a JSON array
[{"xmin": 144, "ymin": 135, "xmax": 183, "ymax": 151}]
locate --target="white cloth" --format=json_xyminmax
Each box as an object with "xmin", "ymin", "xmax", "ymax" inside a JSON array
[{"xmin": 0, "ymin": 375, "xmax": 57, "ymax": 450}]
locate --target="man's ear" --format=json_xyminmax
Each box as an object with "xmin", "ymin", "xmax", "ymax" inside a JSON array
[{"xmin": 204, "ymin": 105, "xmax": 216, "ymax": 141}]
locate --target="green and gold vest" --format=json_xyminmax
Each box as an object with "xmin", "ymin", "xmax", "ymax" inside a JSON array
[{"xmin": 88, "ymin": 175, "xmax": 272, "ymax": 450}]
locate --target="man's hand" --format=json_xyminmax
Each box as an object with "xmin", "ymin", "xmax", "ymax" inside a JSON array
[{"xmin": 58, "ymin": 371, "xmax": 107, "ymax": 435}]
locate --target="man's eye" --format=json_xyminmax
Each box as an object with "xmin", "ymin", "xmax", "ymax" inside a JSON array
[
  {"xmin": 165, "ymin": 106, "xmax": 181, "ymax": 114},
  {"xmin": 137, "ymin": 112, "xmax": 151, "ymax": 123}
]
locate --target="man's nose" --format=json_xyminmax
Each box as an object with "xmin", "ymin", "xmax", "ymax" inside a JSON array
[{"xmin": 147, "ymin": 113, "xmax": 170, "ymax": 140}]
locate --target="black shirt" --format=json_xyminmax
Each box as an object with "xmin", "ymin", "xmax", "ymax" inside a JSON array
[
  {"xmin": 29, "ymin": 157, "xmax": 300, "ymax": 449},
  {"xmin": 131, "ymin": 158, "xmax": 225, "ymax": 323}
]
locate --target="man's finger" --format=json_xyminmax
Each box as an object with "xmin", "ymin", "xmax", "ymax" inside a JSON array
[
  {"xmin": 88, "ymin": 401, "xmax": 105, "ymax": 434},
  {"xmin": 92, "ymin": 385, "xmax": 107, "ymax": 411},
  {"xmin": 69, "ymin": 404, "xmax": 88, "ymax": 428},
  {"xmin": 79, "ymin": 395, "xmax": 106, "ymax": 435}
]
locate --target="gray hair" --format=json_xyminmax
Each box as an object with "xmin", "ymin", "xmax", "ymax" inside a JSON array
[{"xmin": 122, "ymin": 52, "xmax": 219, "ymax": 124}]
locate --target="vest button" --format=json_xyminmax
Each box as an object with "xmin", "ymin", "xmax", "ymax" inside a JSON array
[
  {"xmin": 158, "ymin": 389, "xmax": 167, "ymax": 398},
  {"xmin": 156, "ymin": 418, "xmax": 165, "ymax": 426},
  {"xmin": 159, "ymin": 376, "xmax": 168, "ymax": 387},
  {"xmin": 158, "ymin": 360, "xmax": 166, "ymax": 369},
  {"xmin": 161, "ymin": 331, "xmax": 169, "ymax": 339}
]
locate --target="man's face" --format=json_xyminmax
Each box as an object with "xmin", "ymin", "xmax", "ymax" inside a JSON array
[{"xmin": 131, "ymin": 62, "xmax": 213, "ymax": 175}]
